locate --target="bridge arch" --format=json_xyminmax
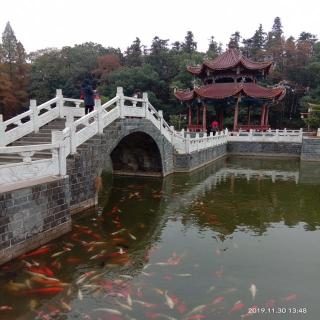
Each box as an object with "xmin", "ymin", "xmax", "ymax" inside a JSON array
[
  {"xmin": 110, "ymin": 131, "xmax": 163, "ymax": 176},
  {"xmin": 97, "ymin": 118, "xmax": 175, "ymax": 178}
]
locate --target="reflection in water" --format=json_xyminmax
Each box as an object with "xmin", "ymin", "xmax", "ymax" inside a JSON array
[{"xmin": 0, "ymin": 156, "xmax": 319, "ymax": 320}]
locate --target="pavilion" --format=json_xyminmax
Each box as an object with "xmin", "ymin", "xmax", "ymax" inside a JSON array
[{"xmin": 175, "ymin": 46, "xmax": 286, "ymax": 131}]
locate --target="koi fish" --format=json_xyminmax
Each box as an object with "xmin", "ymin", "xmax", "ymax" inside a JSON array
[
  {"xmin": 127, "ymin": 294, "xmax": 133, "ymax": 306},
  {"xmin": 164, "ymin": 291, "xmax": 175, "ymax": 309},
  {"xmin": 27, "ymin": 266, "xmax": 54, "ymax": 277},
  {"xmin": 128, "ymin": 233, "xmax": 137, "ymax": 240},
  {"xmin": 23, "ymin": 287, "xmax": 64, "ymax": 295},
  {"xmin": 134, "ymin": 300, "xmax": 157, "ymax": 308},
  {"xmin": 229, "ymin": 301, "xmax": 245, "ymax": 314},
  {"xmin": 0, "ymin": 306, "xmax": 13, "ymax": 311},
  {"xmin": 60, "ymin": 299, "xmax": 72, "ymax": 312},
  {"xmin": 111, "ymin": 229, "xmax": 126, "ymax": 236},
  {"xmin": 20, "ymin": 247, "xmax": 50, "ymax": 259},
  {"xmin": 176, "ymin": 273, "xmax": 192, "ymax": 277},
  {"xmin": 249, "ymin": 284, "xmax": 257, "ymax": 300},
  {"xmin": 115, "ymin": 300, "xmax": 132, "ymax": 311},
  {"xmin": 212, "ymin": 296, "xmax": 224, "ymax": 305},
  {"xmin": 282, "ymin": 294, "xmax": 297, "ymax": 302},
  {"xmin": 93, "ymin": 308, "xmax": 122, "ymax": 315},
  {"xmin": 78, "ymin": 289, "xmax": 83, "ymax": 300},
  {"xmin": 186, "ymin": 305, "xmax": 206, "ymax": 316},
  {"xmin": 30, "ymin": 276, "xmax": 67, "ymax": 287}
]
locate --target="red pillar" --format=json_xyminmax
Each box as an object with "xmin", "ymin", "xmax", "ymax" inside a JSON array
[
  {"xmin": 196, "ymin": 106, "xmax": 199, "ymax": 126},
  {"xmin": 260, "ymin": 104, "xmax": 266, "ymax": 126},
  {"xmin": 233, "ymin": 101, "xmax": 239, "ymax": 131},
  {"xmin": 219, "ymin": 109, "xmax": 224, "ymax": 130},
  {"xmin": 202, "ymin": 105, "xmax": 207, "ymax": 131},
  {"xmin": 188, "ymin": 104, "xmax": 192, "ymax": 128},
  {"xmin": 264, "ymin": 105, "xmax": 269, "ymax": 126}
]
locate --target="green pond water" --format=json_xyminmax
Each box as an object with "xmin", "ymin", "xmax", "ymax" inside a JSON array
[{"xmin": 1, "ymin": 156, "xmax": 320, "ymax": 320}]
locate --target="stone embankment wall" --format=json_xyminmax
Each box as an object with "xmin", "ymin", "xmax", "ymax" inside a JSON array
[
  {"xmin": 0, "ymin": 177, "xmax": 71, "ymax": 265},
  {"xmin": 300, "ymin": 137, "xmax": 320, "ymax": 161},
  {"xmin": 174, "ymin": 144, "xmax": 227, "ymax": 172},
  {"xmin": 227, "ymin": 141, "xmax": 302, "ymax": 157}
]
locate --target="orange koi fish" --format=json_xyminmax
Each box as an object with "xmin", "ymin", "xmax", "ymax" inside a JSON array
[
  {"xmin": 229, "ymin": 301, "xmax": 245, "ymax": 314},
  {"xmin": 20, "ymin": 247, "xmax": 50, "ymax": 259},
  {"xmin": 23, "ymin": 287, "xmax": 64, "ymax": 295},
  {"xmin": 27, "ymin": 266, "xmax": 54, "ymax": 277}
]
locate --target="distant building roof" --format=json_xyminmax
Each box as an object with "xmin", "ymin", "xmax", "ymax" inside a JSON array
[
  {"xmin": 175, "ymin": 83, "xmax": 286, "ymax": 101},
  {"xmin": 187, "ymin": 48, "xmax": 273, "ymax": 76}
]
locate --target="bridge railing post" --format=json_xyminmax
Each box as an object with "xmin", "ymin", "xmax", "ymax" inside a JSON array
[
  {"xmin": 56, "ymin": 89, "xmax": 64, "ymax": 118},
  {"xmin": 95, "ymin": 99, "xmax": 104, "ymax": 134},
  {"xmin": 30, "ymin": 99, "xmax": 39, "ymax": 133},
  {"xmin": 158, "ymin": 110, "xmax": 163, "ymax": 133},
  {"xmin": 52, "ymin": 130, "xmax": 66, "ymax": 176},
  {"xmin": 185, "ymin": 133, "xmax": 190, "ymax": 154},
  {"xmin": 143, "ymin": 92, "xmax": 148, "ymax": 118},
  {"xmin": 117, "ymin": 87, "xmax": 125, "ymax": 118},
  {"xmin": 0, "ymin": 115, "xmax": 5, "ymax": 146}
]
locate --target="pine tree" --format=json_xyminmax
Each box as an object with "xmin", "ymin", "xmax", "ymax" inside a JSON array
[
  {"xmin": 125, "ymin": 37, "xmax": 143, "ymax": 67},
  {"xmin": 228, "ymin": 31, "xmax": 241, "ymax": 49},
  {"xmin": 182, "ymin": 31, "xmax": 197, "ymax": 54},
  {"xmin": 2, "ymin": 22, "xmax": 19, "ymax": 81},
  {"xmin": 207, "ymin": 36, "xmax": 222, "ymax": 58},
  {"xmin": 251, "ymin": 24, "xmax": 267, "ymax": 58}
]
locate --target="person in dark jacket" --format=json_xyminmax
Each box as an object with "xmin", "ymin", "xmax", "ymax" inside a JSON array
[{"xmin": 81, "ymin": 80, "xmax": 95, "ymax": 114}]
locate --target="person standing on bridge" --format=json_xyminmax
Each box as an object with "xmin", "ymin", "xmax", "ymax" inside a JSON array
[{"xmin": 81, "ymin": 79, "xmax": 95, "ymax": 114}]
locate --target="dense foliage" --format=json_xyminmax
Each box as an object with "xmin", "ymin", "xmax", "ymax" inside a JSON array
[{"xmin": 0, "ymin": 18, "xmax": 319, "ymax": 128}]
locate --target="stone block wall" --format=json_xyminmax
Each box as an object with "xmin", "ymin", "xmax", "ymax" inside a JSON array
[
  {"xmin": 174, "ymin": 144, "xmax": 227, "ymax": 172},
  {"xmin": 0, "ymin": 177, "xmax": 71, "ymax": 265},
  {"xmin": 300, "ymin": 137, "xmax": 320, "ymax": 161},
  {"xmin": 227, "ymin": 141, "xmax": 302, "ymax": 157}
]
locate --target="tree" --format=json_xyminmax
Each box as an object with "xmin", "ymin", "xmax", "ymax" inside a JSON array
[
  {"xmin": 93, "ymin": 54, "xmax": 122, "ymax": 80},
  {"xmin": 1, "ymin": 22, "xmax": 18, "ymax": 80},
  {"xmin": 124, "ymin": 37, "xmax": 143, "ymax": 67},
  {"xmin": 207, "ymin": 36, "xmax": 222, "ymax": 58},
  {"xmin": 228, "ymin": 31, "xmax": 241, "ymax": 49},
  {"xmin": 182, "ymin": 31, "xmax": 197, "ymax": 54},
  {"xmin": 0, "ymin": 65, "xmax": 17, "ymax": 118},
  {"xmin": 250, "ymin": 24, "xmax": 267, "ymax": 58}
]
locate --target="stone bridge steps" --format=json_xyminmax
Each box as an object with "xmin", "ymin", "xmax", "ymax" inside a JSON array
[{"xmin": 0, "ymin": 119, "xmax": 67, "ymax": 164}]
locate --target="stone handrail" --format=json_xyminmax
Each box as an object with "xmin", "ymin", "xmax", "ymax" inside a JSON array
[
  {"xmin": 0, "ymin": 140, "xmax": 64, "ymax": 185},
  {"xmin": 0, "ymin": 90, "xmax": 84, "ymax": 147},
  {"xmin": 227, "ymin": 128, "xmax": 303, "ymax": 142}
]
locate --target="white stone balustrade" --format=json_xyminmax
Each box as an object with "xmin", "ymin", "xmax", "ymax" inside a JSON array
[{"xmin": 227, "ymin": 128, "xmax": 303, "ymax": 143}]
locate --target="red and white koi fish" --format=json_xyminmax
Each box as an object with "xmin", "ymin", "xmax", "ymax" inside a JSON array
[
  {"xmin": 0, "ymin": 305, "xmax": 13, "ymax": 311},
  {"xmin": 212, "ymin": 296, "xmax": 224, "ymax": 305}
]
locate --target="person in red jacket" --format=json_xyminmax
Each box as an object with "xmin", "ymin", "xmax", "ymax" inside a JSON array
[{"xmin": 210, "ymin": 120, "xmax": 219, "ymax": 134}]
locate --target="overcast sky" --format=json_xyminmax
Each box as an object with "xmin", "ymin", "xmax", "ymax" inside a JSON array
[{"xmin": 1, "ymin": 0, "xmax": 319, "ymax": 53}]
